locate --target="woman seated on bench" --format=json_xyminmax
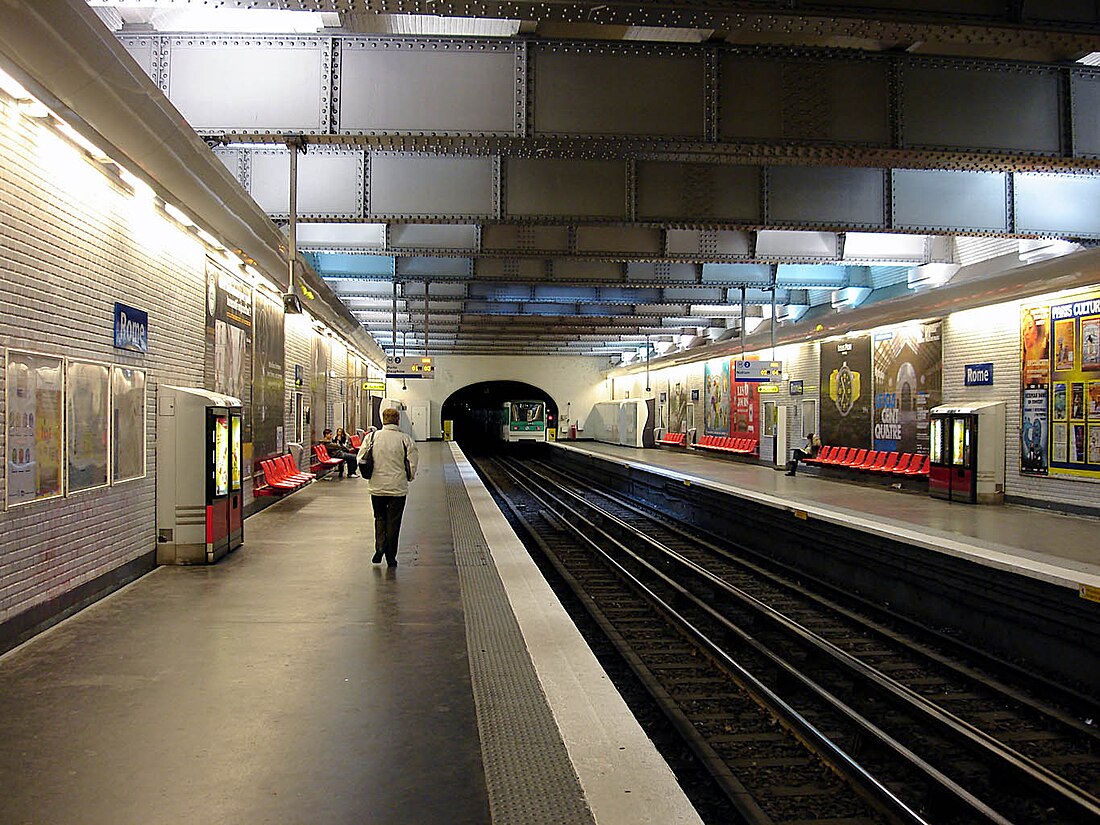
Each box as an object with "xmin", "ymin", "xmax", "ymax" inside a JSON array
[
  {"xmin": 323, "ymin": 428, "xmax": 359, "ymax": 478},
  {"xmin": 785, "ymin": 432, "xmax": 821, "ymax": 477}
]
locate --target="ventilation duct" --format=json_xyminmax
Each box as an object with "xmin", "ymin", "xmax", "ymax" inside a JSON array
[{"xmin": 907, "ymin": 262, "xmax": 961, "ymax": 290}]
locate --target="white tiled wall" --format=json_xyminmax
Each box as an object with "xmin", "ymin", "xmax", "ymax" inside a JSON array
[{"xmin": 0, "ymin": 96, "xmax": 206, "ymax": 623}]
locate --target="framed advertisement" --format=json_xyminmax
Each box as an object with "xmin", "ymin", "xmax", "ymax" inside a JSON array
[
  {"xmin": 1054, "ymin": 319, "xmax": 1076, "ymax": 372},
  {"xmin": 1052, "ymin": 383, "xmax": 1067, "ymax": 421},
  {"xmin": 1089, "ymin": 382, "xmax": 1100, "ymax": 420},
  {"xmin": 1090, "ymin": 426, "xmax": 1100, "ymax": 465},
  {"xmin": 1082, "ymin": 316, "xmax": 1100, "ymax": 371},
  {"xmin": 66, "ymin": 360, "xmax": 110, "ymax": 494},
  {"xmin": 1051, "ymin": 423, "xmax": 1068, "ymax": 463},
  {"xmin": 1071, "ymin": 423, "xmax": 1086, "ymax": 463},
  {"xmin": 5, "ymin": 350, "xmax": 64, "ymax": 507},
  {"xmin": 1020, "ymin": 386, "xmax": 1048, "ymax": 475},
  {"xmin": 1071, "ymin": 383, "xmax": 1085, "ymax": 421},
  {"xmin": 111, "ymin": 366, "xmax": 146, "ymax": 483}
]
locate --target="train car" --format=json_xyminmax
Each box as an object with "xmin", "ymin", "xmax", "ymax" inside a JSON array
[{"xmin": 502, "ymin": 400, "xmax": 547, "ymax": 443}]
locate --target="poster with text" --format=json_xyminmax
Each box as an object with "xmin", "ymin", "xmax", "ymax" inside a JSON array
[
  {"xmin": 1021, "ymin": 304, "xmax": 1050, "ymax": 386},
  {"xmin": 704, "ymin": 360, "xmax": 730, "ymax": 435},
  {"xmin": 820, "ymin": 335, "xmax": 872, "ymax": 448},
  {"xmin": 872, "ymin": 322, "xmax": 942, "ymax": 453},
  {"xmin": 1090, "ymin": 427, "xmax": 1100, "ymax": 464},
  {"xmin": 1089, "ymin": 382, "xmax": 1100, "ymax": 420},
  {"xmin": 668, "ymin": 380, "xmax": 689, "ymax": 433},
  {"xmin": 1052, "ymin": 423, "xmax": 1068, "ymax": 463},
  {"xmin": 1048, "ymin": 294, "xmax": 1100, "ymax": 476},
  {"xmin": 252, "ymin": 291, "xmax": 285, "ymax": 464},
  {"xmin": 5, "ymin": 352, "xmax": 63, "ymax": 506},
  {"xmin": 1020, "ymin": 386, "xmax": 1048, "ymax": 474},
  {"xmin": 731, "ymin": 377, "xmax": 760, "ymax": 438}
]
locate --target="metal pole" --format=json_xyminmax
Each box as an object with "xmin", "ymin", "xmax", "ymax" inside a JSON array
[
  {"xmin": 391, "ymin": 278, "xmax": 398, "ymax": 355},
  {"xmin": 770, "ymin": 286, "xmax": 776, "ymax": 360},
  {"xmin": 287, "ymin": 139, "xmax": 298, "ymax": 297},
  {"xmin": 645, "ymin": 334, "xmax": 651, "ymax": 393},
  {"xmin": 423, "ymin": 280, "xmax": 430, "ymax": 358},
  {"xmin": 740, "ymin": 286, "xmax": 747, "ymax": 358}
]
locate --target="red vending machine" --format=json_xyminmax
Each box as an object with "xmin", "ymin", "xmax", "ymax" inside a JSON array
[
  {"xmin": 928, "ymin": 402, "xmax": 1006, "ymax": 504},
  {"xmin": 229, "ymin": 410, "xmax": 244, "ymax": 550},
  {"xmin": 157, "ymin": 386, "xmax": 244, "ymax": 564}
]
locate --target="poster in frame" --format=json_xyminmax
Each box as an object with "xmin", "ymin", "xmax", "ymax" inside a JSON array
[
  {"xmin": 1051, "ymin": 422, "xmax": 1068, "ymax": 463},
  {"xmin": 1052, "ymin": 383, "xmax": 1067, "ymax": 421},
  {"xmin": 1071, "ymin": 382, "xmax": 1085, "ymax": 421},
  {"xmin": 1071, "ymin": 423, "xmax": 1086, "ymax": 463},
  {"xmin": 1089, "ymin": 382, "xmax": 1100, "ymax": 420},
  {"xmin": 1054, "ymin": 318, "xmax": 1076, "ymax": 372},
  {"xmin": 5, "ymin": 350, "xmax": 64, "ymax": 507},
  {"xmin": 1082, "ymin": 316, "xmax": 1100, "ymax": 371},
  {"xmin": 1089, "ymin": 426, "xmax": 1100, "ymax": 464}
]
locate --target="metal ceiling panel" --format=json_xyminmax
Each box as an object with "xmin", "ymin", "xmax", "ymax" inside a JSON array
[
  {"xmin": 396, "ymin": 256, "xmax": 473, "ymax": 277},
  {"xmin": 532, "ymin": 45, "xmax": 704, "ymax": 137},
  {"xmin": 250, "ymin": 150, "xmax": 364, "ymax": 216},
  {"xmin": 118, "ymin": 36, "xmax": 155, "ymax": 80},
  {"xmin": 892, "ymin": 169, "xmax": 1008, "ymax": 233},
  {"xmin": 901, "ymin": 62, "xmax": 1062, "ymax": 153},
  {"xmin": 574, "ymin": 227, "xmax": 663, "ymax": 256},
  {"xmin": 755, "ymin": 230, "xmax": 838, "ymax": 258},
  {"xmin": 481, "ymin": 224, "xmax": 571, "ymax": 253},
  {"xmin": 474, "ymin": 258, "xmax": 548, "ymax": 279},
  {"xmin": 702, "ymin": 263, "xmax": 773, "ymax": 284},
  {"xmin": 636, "ymin": 162, "xmax": 760, "ymax": 223},
  {"xmin": 666, "ymin": 229, "xmax": 752, "ymax": 257},
  {"xmin": 469, "ymin": 283, "xmax": 533, "ymax": 300},
  {"xmin": 1014, "ymin": 174, "xmax": 1100, "ymax": 237},
  {"xmin": 663, "ymin": 287, "xmax": 725, "ymax": 301},
  {"xmin": 768, "ymin": 167, "xmax": 885, "ymax": 228},
  {"xmin": 369, "ymin": 154, "xmax": 493, "ymax": 217},
  {"xmin": 309, "ymin": 252, "xmax": 395, "ymax": 277},
  {"xmin": 402, "ymin": 281, "xmax": 468, "ymax": 297},
  {"xmin": 535, "ymin": 285, "xmax": 600, "ymax": 302},
  {"xmin": 549, "ymin": 259, "xmax": 624, "ymax": 280},
  {"xmin": 338, "ymin": 39, "xmax": 517, "ymax": 134},
  {"xmin": 775, "ymin": 264, "xmax": 849, "ymax": 288},
  {"xmin": 388, "ymin": 224, "xmax": 480, "ymax": 250},
  {"xmin": 297, "ymin": 222, "xmax": 386, "ymax": 250},
  {"xmin": 1071, "ymin": 73, "xmax": 1100, "ymax": 156},
  {"xmin": 719, "ymin": 56, "xmax": 890, "ymax": 143},
  {"xmin": 506, "ymin": 159, "xmax": 626, "ymax": 218},
  {"xmin": 626, "ymin": 262, "xmax": 699, "ymax": 282},
  {"xmin": 167, "ymin": 37, "xmax": 326, "ymax": 132},
  {"xmin": 213, "ymin": 148, "xmax": 243, "ymax": 181}
]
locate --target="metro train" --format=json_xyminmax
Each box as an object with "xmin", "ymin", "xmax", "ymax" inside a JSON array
[{"xmin": 502, "ymin": 400, "xmax": 548, "ymax": 443}]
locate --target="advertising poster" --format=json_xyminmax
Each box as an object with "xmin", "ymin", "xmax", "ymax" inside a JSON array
[
  {"xmin": 252, "ymin": 292, "xmax": 285, "ymax": 463},
  {"xmin": 731, "ymin": 377, "xmax": 759, "ymax": 438},
  {"xmin": 1052, "ymin": 423, "xmax": 1067, "ymax": 463},
  {"xmin": 1021, "ymin": 386, "xmax": 1048, "ymax": 474},
  {"xmin": 1047, "ymin": 294, "xmax": 1100, "ymax": 476},
  {"xmin": 310, "ymin": 334, "xmax": 330, "ymax": 444},
  {"xmin": 66, "ymin": 361, "xmax": 110, "ymax": 493},
  {"xmin": 1021, "ymin": 304, "xmax": 1050, "ymax": 386},
  {"xmin": 704, "ymin": 359, "xmax": 730, "ymax": 435},
  {"xmin": 820, "ymin": 335, "xmax": 872, "ymax": 448},
  {"xmin": 1090, "ymin": 427, "xmax": 1100, "ymax": 464},
  {"xmin": 1083, "ymin": 316, "xmax": 1100, "ymax": 371},
  {"xmin": 668, "ymin": 380, "xmax": 689, "ymax": 433},
  {"xmin": 5, "ymin": 352, "xmax": 63, "ymax": 505},
  {"xmin": 1090, "ymin": 382, "xmax": 1100, "ymax": 420},
  {"xmin": 872, "ymin": 322, "xmax": 942, "ymax": 453}
]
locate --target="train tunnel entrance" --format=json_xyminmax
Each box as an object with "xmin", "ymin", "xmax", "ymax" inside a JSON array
[{"xmin": 441, "ymin": 381, "xmax": 557, "ymax": 453}]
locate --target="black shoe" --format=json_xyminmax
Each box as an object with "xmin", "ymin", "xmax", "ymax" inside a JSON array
[
  {"xmin": 372, "ymin": 551, "xmax": 383, "ymax": 564},
  {"xmin": 386, "ymin": 559, "xmax": 397, "ymax": 568},
  {"xmin": 784, "ymin": 471, "xmax": 795, "ymax": 476}
]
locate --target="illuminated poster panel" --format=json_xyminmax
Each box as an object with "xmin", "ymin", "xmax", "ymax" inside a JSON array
[
  {"xmin": 214, "ymin": 414, "xmax": 230, "ymax": 497},
  {"xmin": 5, "ymin": 351, "xmax": 63, "ymax": 506},
  {"xmin": 703, "ymin": 359, "xmax": 730, "ymax": 436},
  {"xmin": 112, "ymin": 367, "xmax": 146, "ymax": 483},
  {"xmin": 1021, "ymin": 291, "xmax": 1100, "ymax": 479},
  {"xmin": 819, "ymin": 335, "xmax": 872, "ymax": 449},
  {"xmin": 66, "ymin": 361, "xmax": 110, "ymax": 493},
  {"xmin": 872, "ymin": 322, "xmax": 942, "ymax": 454},
  {"xmin": 231, "ymin": 415, "xmax": 242, "ymax": 492}
]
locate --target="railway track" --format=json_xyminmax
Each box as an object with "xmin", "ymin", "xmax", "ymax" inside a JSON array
[{"xmin": 476, "ymin": 454, "xmax": 1100, "ymax": 825}]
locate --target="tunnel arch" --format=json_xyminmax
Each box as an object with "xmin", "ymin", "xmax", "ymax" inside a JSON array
[{"xmin": 441, "ymin": 381, "xmax": 558, "ymax": 452}]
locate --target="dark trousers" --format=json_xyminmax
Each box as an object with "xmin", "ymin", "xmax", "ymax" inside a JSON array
[
  {"xmin": 788, "ymin": 448, "xmax": 810, "ymax": 474},
  {"xmin": 371, "ymin": 495, "xmax": 407, "ymax": 563}
]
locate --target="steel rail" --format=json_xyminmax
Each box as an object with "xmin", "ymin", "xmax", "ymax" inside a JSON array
[
  {"xmin": 506, "ymin": 457, "xmax": 1100, "ymax": 822},
  {"xmin": 496, "ymin": 456, "xmax": 941, "ymax": 825}
]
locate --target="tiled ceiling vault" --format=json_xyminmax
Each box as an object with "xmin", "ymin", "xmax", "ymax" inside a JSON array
[{"xmin": 89, "ymin": 1, "xmax": 1100, "ymax": 358}]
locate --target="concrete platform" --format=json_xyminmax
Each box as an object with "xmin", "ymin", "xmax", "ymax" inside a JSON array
[
  {"xmin": 0, "ymin": 442, "xmax": 701, "ymax": 825},
  {"xmin": 551, "ymin": 440, "xmax": 1100, "ymax": 592}
]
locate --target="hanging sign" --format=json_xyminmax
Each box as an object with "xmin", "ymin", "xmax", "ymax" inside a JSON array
[
  {"xmin": 735, "ymin": 360, "xmax": 783, "ymax": 382},
  {"xmin": 362, "ymin": 381, "xmax": 386, "ymax": 392},
  {"xmin": 386, "ymin": 355, "xmax": 435, "ymax": 379}
]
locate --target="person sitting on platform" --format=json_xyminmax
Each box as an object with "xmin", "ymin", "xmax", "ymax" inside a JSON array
[
  {"xmin": 785, "ymin": 432, "xmax": 821, "ymax": 477},
  {"xmin": 323, "ymin": 428, "xmax": 358, "ymax": 478}
]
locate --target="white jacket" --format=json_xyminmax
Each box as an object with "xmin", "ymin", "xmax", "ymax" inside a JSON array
[{"xmin": 357, "ymin": 424, "xmax": 419, "ymax": 496}]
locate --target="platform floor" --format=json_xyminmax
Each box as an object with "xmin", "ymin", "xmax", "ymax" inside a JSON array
[
  {"xmin": 552, "ymin": 441, "xmax": 1100, "ymax": 591},
  {"xmin": 0, "ymin": 442, "xmax": 701, "ymax": 825}
]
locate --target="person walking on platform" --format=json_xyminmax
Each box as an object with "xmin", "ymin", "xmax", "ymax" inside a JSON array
[
  {"xmin": 785, "ymin": 432, "xmax": 821, "ymax": 477},
  {"xmin": 357, "ymin": 408, "xmax": 419, "ymax": 567}
]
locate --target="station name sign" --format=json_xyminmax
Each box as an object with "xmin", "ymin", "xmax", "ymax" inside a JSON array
[
  {"xmin": 964, "ymin": 362, "xmax": 994, "ymax": 386},
  {"xmin": 113, "ymin": 302, "xmax": 148, "ymax": 353},
  {"xmin": 734, "ymin": 360, "xmax": 783, "ymax": 382}
]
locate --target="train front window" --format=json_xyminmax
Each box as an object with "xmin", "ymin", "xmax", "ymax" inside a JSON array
[{"xmin": 512, "ymin": 402, "xmax": 543, "ymax": 423}]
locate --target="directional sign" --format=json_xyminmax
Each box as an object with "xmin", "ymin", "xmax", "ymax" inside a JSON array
[
  {"xmin": 362, "ymin": 381, "xmax": 386, "ymax": 392},
  {"xmin": 386, "ymin": 355, "xmax": 435, "ymax": 379},
  {"xmin": 734, "ymin": 360, "xmax": 783, "ymax": 382}
]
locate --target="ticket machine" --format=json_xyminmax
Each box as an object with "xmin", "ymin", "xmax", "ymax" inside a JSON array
[
  {"xmin": 157, "ymin": 386, "xmax": 244, "ymax": 564},
  {"xmin": 928, "ymin": 402, "xmax": 1005, "ymax": 505}
]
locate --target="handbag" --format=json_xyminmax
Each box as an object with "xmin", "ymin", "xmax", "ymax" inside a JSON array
[
  {"xmin": 359, "ymin": 433, "xmax": 375, "ymax": 479},
  {"xmin": 403, "ymin": 441, "xmax": 413, "ymax": 481}
]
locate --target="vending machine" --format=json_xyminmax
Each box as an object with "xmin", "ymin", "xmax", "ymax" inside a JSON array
[
  {"xmin": 928, "ymin": 402, "xmax": 1006, "ymax": 505},
  {"xmin": 157, "ymin": 386, "xmax": 244, "ymax": 564}
]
